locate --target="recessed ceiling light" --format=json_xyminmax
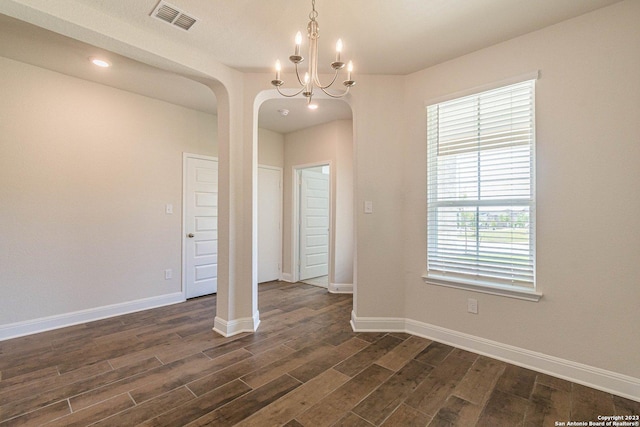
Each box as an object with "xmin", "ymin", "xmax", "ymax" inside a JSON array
[
  {"xmin": 90, "ymin": 58, "xmax": 111, "ymax": 68},
  {"xmin": 308, "ymin": 103, "xmax": 318, "ymax": 110}
]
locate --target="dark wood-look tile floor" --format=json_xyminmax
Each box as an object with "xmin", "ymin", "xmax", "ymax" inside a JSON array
[{"xmin": 1, "ymin": 281, "xmax": 638, "ymax": 426}]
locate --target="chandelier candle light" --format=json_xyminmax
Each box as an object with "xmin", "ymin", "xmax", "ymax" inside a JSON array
[{"xmin": 271, "ymin": 0, "xmax": 355, "ymax": 109}]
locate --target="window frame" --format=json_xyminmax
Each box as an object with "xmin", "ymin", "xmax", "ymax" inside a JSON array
[{"xmin": 423, "ymin": 72, "xmax": 542, "ymax": 302}]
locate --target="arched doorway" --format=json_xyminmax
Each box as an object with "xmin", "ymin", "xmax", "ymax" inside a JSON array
[{"xmin": 253, "ymin": 91, "xmax": 356, "ymax": 319}]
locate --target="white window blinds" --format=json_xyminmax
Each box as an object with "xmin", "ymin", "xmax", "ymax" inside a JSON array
[{"xmin": 427, "ymin": 79, "xmax": 536, "ymax": 289}]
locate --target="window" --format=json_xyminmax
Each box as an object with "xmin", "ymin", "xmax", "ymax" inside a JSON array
[{"xmin": 426, "ymin": 79, "xmax": 538, "ymax": 299}]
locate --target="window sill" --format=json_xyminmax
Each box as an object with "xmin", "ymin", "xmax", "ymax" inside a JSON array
[{"xmin": 422, "ymin": 274, "xmax": 542, "ymax": 302}]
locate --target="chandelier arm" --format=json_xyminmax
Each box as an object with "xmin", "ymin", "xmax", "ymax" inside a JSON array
[
  {"xmin": 313, "ymin": 70, "xmax": 340, "ymax": 90},
  {"xmin": 276, "ymin": 86, "xmax": 307, "ymax": 98},
  {"xmin": 319, "ymin": 85, "xmax": 351, "ymax": 99},
  {"xmin": 294, "ymin": 63, "xmax": 307, "ymax": 86}
]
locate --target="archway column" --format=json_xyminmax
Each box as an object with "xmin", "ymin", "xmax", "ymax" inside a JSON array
[{"xmin": 212, "ymin": 78, "xmax": 260, "ymax": 336}]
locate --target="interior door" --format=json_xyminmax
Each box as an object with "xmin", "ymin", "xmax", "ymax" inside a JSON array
[
  {"xmin": 299, "ymin": 168, "xmax": 330, "ymax": 281},
  {"xmin": 258, "ymin": 166, "xmax": 282, "ymax": 283},
  {"xmin": 185, "ymin": 157, "xmax": 218, "ymax": 298}
]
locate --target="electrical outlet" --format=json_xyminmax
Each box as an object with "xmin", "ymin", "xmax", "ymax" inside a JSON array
[
  {"xmin": 164, "ymin": 269, "xmax": 172, "ymax": 280},
  {"xmin": 467, "ymin": 298, "xmax": 478, "ymax": 314}
]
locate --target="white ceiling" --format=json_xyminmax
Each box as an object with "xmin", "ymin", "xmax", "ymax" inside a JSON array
[
  {"xmin": 74, "ymin": 0, "xmax": 622, "ymax": 75},
  {"xmin": 0, "ymin": 0, "xmax": 622, "ymax": 133},
  {"xmin": 0, "ymin": 14, "xmax": 217, "ymax": 114}
]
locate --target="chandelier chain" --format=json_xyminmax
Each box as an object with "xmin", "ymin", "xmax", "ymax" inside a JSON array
[{"xmin": 309, "ymin": 0, "xmax": 318, "ymax": 21}]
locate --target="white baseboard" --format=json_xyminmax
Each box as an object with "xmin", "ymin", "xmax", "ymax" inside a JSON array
[
  {"xmin": 0, "ymin": 292, "xmax": 185, "ymax": 342},
  {"xmin": 350, "ymin": 313, "xmax": 405, "ymax": 332},
  {"xmin": 281, "ymin": 273, "xmax": 294, "ymax": 283},
  {"xmin": 351, "ymin": 311, "xmax": 640, "ymax": 403},
  {"xmin": 213, "ymin": 310, "xmax": 260, "ymax": 337},
  {"xmin": 329, "ymin": 282, "xmax": 353, "ymax": 294}
]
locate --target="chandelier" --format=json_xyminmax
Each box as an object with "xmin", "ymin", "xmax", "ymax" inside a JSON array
[{"xmin": 271, "ymin": 0, "xmax": 355, "ymax": 109}]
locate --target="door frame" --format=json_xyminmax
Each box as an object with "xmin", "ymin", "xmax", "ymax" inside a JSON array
[
  {"xmin": 291, "ymin": 161, "xmax": 333, "ymax": 284},
  {"xmin": 182, "ymin": 152, "xmax": 219, "ymax": 300}
]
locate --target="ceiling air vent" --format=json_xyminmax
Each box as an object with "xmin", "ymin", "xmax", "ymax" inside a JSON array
[{"xmin": 150, "ymin": 1, "xmax": 198, "ymax": 31}]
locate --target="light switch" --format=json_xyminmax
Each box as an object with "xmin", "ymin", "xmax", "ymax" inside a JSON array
[
  {"xmin": 166, "ymin": 204, "xmax": 173, "ymax": 214},
  {"xmin": 364, "ymin": 200, "xmax": 373, "ymax": 214},
  {"xmin": 467, "ymin": 298, "xmax": 478, "ymax": 314}
]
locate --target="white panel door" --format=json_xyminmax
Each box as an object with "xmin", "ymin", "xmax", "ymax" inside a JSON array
[
  {"xmin": 258, "ymin": 166, "xmax": 282, "ymax": 283},
  {"xmin": 185, "ymin": 157, "xmax": 218, "ymax": 298},
  {"xmin": 299, "ymin": 169, "xmax": 329, "ymax": 281}
]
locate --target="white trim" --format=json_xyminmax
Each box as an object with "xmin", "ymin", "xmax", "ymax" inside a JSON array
[
  {"xmin": 423, "ymin": 275, "xmax": 542, "ymax": 302},
  {"xmin": 281, "ymin": 272, "xmax": 294, "ymax": 283},
  {"xmin": 329, "ymin": 282, "xmax": 353, "ymax": 294},
  {"xmin": 182, "ymin": 153, "xmax": 219, "ymax": 300},
  {"xmin": 257, "ymin": 164, "xmax": 283, "ymax": 171},
  {"xmin": 213, "ymin": 311, "xmax": 260, "ymax": 338},
  {"xmin": 425, "ymin": 70, "xmax": 540, "ymax": 107},
  {"xmin": 0, "ymin": 293, "xmax": 185, "ymax": 341},
  {"xmin": 350, "ymin": 312, "xmax": 640, "ymax": 403},
  {"xmin": 350, "ymin": 311, "xmax": 405, "ymax": 332}
]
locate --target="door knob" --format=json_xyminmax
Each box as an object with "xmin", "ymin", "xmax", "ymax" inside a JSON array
[{"xmin": 188, "ymin": 233, "xmax": 194, "ymax": 238}]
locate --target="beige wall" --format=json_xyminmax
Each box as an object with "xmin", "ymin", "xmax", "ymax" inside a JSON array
[
  {"xmin": 399, "ymin": 0, "xmax": 640, "ymax": 378},
  {"xmin": 350, "ymin": 75, "xmax": 407, "ymax": 319},
  {"xmin": 332, "ymin": 120, "xmax": 354, "ymax": 285},
  {"xmin": 282, "ymin": 119, "xmax": 354, "ymax": 286},
  {"xmin": 257, "ymin": 128, "xmax": 284, "ymax": 168},
  {"xmin": 0, "ymin": 56, "xmax": 217, "ymax": 324}
]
